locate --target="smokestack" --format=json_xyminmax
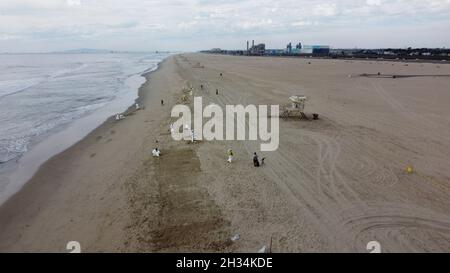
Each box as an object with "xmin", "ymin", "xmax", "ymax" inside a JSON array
[
  {"xmin": 252, "ymin": 40, "xmax": 255, "ymax": 47},
  {"xmin": 247, "ymin": 41, "xmax": 249, "ymax": 52}
]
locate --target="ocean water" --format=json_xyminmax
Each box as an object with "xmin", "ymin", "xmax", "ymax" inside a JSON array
[{"xmin": 0, "ymin": 52, "xmax": 169, "ymax": 203}]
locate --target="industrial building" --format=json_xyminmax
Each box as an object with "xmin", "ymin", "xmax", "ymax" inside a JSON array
[
  {"xmin": 246, "ymin": 40, "xmax": 266, "ymax": 56},
  {"xmin": 285, "ymin": 42, "xmax": 330, "ymax": 55},
  {"xmin": 204, "ymin": 39, "xmax": 331, "ymax": 57},
  {"xmin": 204, "ymin": 42, "xmax": 450, "ymax": 61},
  {"xmin": 248, "ymin": 40, "xmax": 330, "ymax": 56}
]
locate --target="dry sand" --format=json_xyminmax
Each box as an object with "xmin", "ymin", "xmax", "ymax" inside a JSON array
[{"xmin": 0, "ymin": 54, "xmax": 449, "ymax": 253}]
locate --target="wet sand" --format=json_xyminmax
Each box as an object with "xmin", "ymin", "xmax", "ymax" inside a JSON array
[{"xmin": 1, "ymin": 54, "xmax": 450, "ymax": 252}]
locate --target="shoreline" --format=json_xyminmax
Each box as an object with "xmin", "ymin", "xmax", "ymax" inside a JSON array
[
  {"xmin": 0, "ymin": 55, "xmax": 191, "ymax": 252},
  {"xmin": 0, "ymin": 57, "xmax": 166, "ymax": 206}
]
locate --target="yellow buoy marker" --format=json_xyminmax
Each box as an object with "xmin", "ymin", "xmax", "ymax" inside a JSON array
[{"xmin": 406, "ymin": 166, "xmax": 414, "ymax": 174}]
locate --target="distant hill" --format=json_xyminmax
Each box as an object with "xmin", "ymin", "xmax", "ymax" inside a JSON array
[{"xmin": 56, "ymin": 48, "xmax": 115, "ymax": 54}]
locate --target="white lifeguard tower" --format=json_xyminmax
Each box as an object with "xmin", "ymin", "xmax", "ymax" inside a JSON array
[
  {"xmin": 279, "ymin": 95, "xmax": 308, "ymax": 119},
  {"xmin": 289, "ymin": 95, "xmax": 307, "ymax": 111}
]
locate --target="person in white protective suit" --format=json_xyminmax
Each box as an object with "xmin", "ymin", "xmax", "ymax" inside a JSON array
[
  {"xmin": 227, "ymin": 149, "xmax": 234, "ymax": 163},
  {"xmin": 152, "ymin": 148, "xmax": 161, "ymax": 157}
]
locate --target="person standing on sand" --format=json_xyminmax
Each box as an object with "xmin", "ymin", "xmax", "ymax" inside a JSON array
[
  {"xmin": 152, "ymin": 148, "xmax": 161, "ymax": 157},
  {"xmin": 161, "ymin": 99, "xmax": 164, "ymax": 105},
  {"xmin": 253, "ymin": 152, "xmax": 260, "ymax": 167},
  {"xmin": 227, "ymin": 149, "xmax": 234, "ymax": 163}
]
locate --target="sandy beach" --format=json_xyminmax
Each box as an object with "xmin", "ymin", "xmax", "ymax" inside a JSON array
[{"xmin": 0, "ymin": 53, "xmax": 449, "ymax": 253}]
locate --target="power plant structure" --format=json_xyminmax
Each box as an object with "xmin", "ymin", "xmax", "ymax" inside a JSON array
[
  {"xmin": 203, "ymin": 42, "xmax": 450, "ymax": 61},
  {"xmin": 286, "ymin": 42, "xmax": 329, "ymax": 55},
  {"xmin": 246, "ymin": 40, "xmax": 266, "ymax": 56},
  {"xmin": 203, "ymin": 39, "xmax": 330, "ymax": 57},
  {"xmin": 245, "ymin": 40, "xmax": 329, "ymax": 56}
]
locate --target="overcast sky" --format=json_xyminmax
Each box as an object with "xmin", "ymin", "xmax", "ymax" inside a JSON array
[{"xmin": 1, "ymin": 0, "xmax": 450, "ymax": 52}]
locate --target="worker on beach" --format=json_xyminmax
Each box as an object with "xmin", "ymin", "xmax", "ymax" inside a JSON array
[
  {"xmin": 253, "ymin": 153, "xmax": 266, "ymax": 167},
  {"xmin": 152, "ymin": 148, "xmax": 161, "ymax": 157},
  {"xmin": 227, "ymin": 149, "xmax": 234, "ymax": 163},
  {"xmin": 253, "ymin": 152, "xmax": 260, "ymax": 167}
]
